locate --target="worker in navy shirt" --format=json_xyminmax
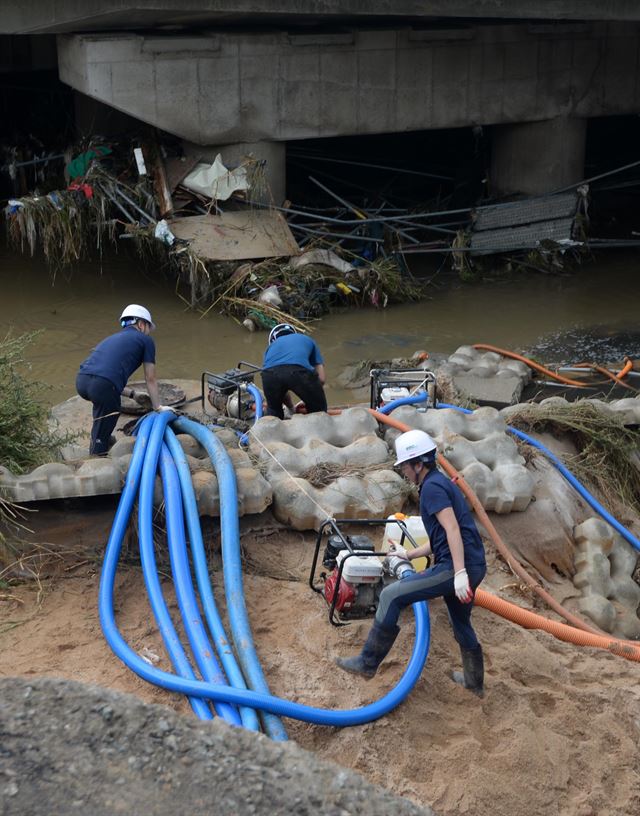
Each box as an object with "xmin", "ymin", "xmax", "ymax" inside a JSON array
[
  {"xmin": 261, "ymin": 324, "xmax": 327, "ymax": 419},
  {"xmin": 336, "ymin": 429, "xmax": 487, "ymax": 697},
  {"xmin": 76, "ymin": 304, "xmax": 169, "ymax": 454}
]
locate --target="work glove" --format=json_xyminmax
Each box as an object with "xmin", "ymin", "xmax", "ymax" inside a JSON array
[
  {"xmin": 388, "ymin": 543, "xmax": 409, "ymax": 560},
  {"xmin": 156, "ymin": 405, "xmax": 174, "ymax": 413},
  {"xmin": 454, "ymin": 568, "xmax": 474, "ymax": 603}
]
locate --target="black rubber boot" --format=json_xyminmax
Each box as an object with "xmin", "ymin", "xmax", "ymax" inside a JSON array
[
  {"xmin": 452, "ymin": 645, "xmax": 484, "ymax": 697},
  {"xmin": 335, "ymin": 621, "xmax": 400, "ymax": 680}
]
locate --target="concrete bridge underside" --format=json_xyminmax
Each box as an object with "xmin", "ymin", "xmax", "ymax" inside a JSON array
[
  {"xmin": 58, "ymin": 21, "xmax": 640, "ymax": 197},
  {"xmin": 6, "ymin": 2, "xmax": 640, "ymax": 35}
]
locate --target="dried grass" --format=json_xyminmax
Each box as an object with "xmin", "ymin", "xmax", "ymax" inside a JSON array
[{"xmin": 506, "ymin": 401, "xmax": 640, "ymax": 513}]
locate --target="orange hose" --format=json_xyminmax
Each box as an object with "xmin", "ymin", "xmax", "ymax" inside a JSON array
[
  {"xmin": 471, "ymin": 343, "xmax": 594, "ymax": 386},
  {"xmin": 573, "ymin": 361, "xmax": 638, "ymax": 392},
  {"xmin": 475, "ymin": 589, "xmax": 640, "ymax": 662},
  {"xmin": 368, "ymin": 408, "xmax": 640, "ymax": 661}
]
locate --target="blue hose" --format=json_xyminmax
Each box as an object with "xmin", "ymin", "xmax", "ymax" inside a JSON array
[
  {"xmin": 378, "ymin": 391, "xmax": 429, "ymax": 414},
  {"xmin": 239, "ymin": 383, "xmax": 264, "ymax": 446},
  {"xmin": 380, "ymin": 393, "xmax": 640, "ymax": 554},
  {"xmin": 136, "ymin": 411, "xmax": 216, "ymax": 719},
  {"xmin": 100, "ymin": 412, "xmax": 431, "ymax": 727},
  {"xmin": 435, "ymin": 402, "xmax": 640, "ymax": 553},
  {"xmin": 159, "ymin": 442, "xmax": 241, "ymax": 725},
  {"xmin": 98, "ymin": 413, "xmax": 211, "ymax": 720},
  {"xmin": 173, "ymin": 416, "xmax": 288, "ymax": 741},
  {"xmin": 162, "ymin": 426, "xmax": 260, "ymax": 732}
]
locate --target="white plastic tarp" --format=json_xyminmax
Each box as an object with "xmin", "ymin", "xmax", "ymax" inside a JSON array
[{"xmin": 181, "ymin": 154, "xmax": 249, "ymax": 201}]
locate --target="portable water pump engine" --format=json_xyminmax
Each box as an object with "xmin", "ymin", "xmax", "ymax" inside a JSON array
[
  {"xmin": 321, "ymin": 533, "xmax": 415, "ymax": 620},
  {"xmin": 202, "ymin": 363, "xmax": 261, "ymax": 421},
  {"xmin": 322, "ymin": 534, "xmax": 381, "ymax": 618},
  {"xmin": 310, "ymin": 519, "xmax": 420, "ymax": 625}
]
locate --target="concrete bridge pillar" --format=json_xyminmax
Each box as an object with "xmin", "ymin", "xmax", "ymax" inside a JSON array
[
  {"xmin": 490, "ymin": 116, "xmax": 587, "ymax": 197},
  {"xmin": 182, "ymin": 140, "xmax": 286, "ymax": 206}
]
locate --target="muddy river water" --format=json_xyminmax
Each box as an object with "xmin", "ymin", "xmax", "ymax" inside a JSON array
[{"xmin": 1, "ymin": 241, "xmax": 639, "ymax": 407}]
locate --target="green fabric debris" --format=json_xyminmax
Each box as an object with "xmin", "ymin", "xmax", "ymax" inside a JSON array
[{"xmin": 66, "ymin": 146, "xmax": 112, "ymax": 180}]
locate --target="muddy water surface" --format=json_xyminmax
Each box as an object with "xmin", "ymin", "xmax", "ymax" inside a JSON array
[{"xmin": 2, "ymin": 242, "xmax": 640, "ymax": 407}]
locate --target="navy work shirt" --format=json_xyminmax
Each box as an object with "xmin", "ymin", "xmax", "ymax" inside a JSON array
[
  {"xmin": 419, "ymin": 468, "xmax": 486, "ymax": 568},
  {"xmin": 79, "ymin": 327, "xmax": 156, "ymax": 393},
  {"xmin": 263, "ymin": 334, "xmax": 323, "ymax": 372}
]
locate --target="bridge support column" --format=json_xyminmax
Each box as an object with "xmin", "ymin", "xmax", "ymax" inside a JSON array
[
  {"xmin": 490, "ymin": 116, "xmax": 586, "ymax": 197},
  {"xmin": 182, "ymin": 140, "xmax": 286, "ymax": 206}
]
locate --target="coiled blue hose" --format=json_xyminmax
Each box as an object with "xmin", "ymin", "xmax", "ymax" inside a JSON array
[
  {"xmin": 159, "ymin": 442, "xmax": 242, "ymax": 725},
  {"xmin": 163, "ymin": 426, "xmax": 260, "ymax": 731},
  {"xmin": 98, "ymin": 413, "xmax": 211, "ymax": 720},
  {"xmin": 379, "ymin": 391, "xmax": 640, "ymax": 553},
  {"xmin": 99, "ymin": 412, "xmax": 431, "ymax": 728},
  {"xmin": 173, "ymin": 416, "xmax": 288, "ymax": 741}
]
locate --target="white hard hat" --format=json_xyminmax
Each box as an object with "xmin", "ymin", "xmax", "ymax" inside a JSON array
[
  {"xmin": 120, "ymin": 304, "xmax": 155, "ymax": 329},
  {"xmin": 268, "ymin": 323, "xmax": 297, "ymax": 344},
  {"xmin": 394, "ymin": 429, "xmax": 437, "ymax": 466}
]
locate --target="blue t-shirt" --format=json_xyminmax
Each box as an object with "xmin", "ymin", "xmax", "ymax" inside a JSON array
[
  {"xmin": 263, "ymin": 334, "xmax": 323, "ymax": 372},
  {"xmin": 79, "ymin": 327, "xmax": 156, "ymax": 393},
  {"xmin": 419, "ymin": 469, "xmax": 486, "ymax": 568}
]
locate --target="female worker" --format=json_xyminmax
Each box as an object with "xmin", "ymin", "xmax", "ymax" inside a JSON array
[{"xmin": 336, "ymin": 429, "xmax": 487, "ymax": 696}]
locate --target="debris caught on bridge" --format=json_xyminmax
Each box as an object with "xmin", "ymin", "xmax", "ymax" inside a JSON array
[{"xmin": 6, "ymin": 136, "xmax": 640, "ymax": 329}]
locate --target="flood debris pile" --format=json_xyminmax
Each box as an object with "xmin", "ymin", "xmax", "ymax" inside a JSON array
[{"xmin": 3, "ymin": 139, "xmax": 424, "ymax": 330}]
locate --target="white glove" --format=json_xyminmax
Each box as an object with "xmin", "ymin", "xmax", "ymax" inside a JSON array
[
  {"xmin": 454, "ymin": 569, "xmax": 474, "ymax": 603},
  {"xmin": 388, "ymin": 543, "xmax": 409, "ymax": 560},
  {"xmin": 156, "ymin": 405, "xmax": 174, "ymax": 413}
]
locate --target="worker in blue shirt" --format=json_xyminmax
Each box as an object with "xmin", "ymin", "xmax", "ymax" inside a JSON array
[
  {"xmin": 261, "ymin": 324, "xmax": 327, "ymax": 419},
  {"xmin": 76, "ymin": 304, "xmax": 170, "ymax": 455},
  {"xmin": 336, "ymin": 429, "xmax": 487, "ymax": 696}
]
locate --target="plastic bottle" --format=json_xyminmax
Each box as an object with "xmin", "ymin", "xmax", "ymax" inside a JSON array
[{"xmin": 384, "ymin": 513, "xmax": 430, "ymax": 572}]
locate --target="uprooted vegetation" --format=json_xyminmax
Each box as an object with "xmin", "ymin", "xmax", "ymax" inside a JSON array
[{"xmin": 506, "ymin": 401, "xmax": 640, "ymax": 513}]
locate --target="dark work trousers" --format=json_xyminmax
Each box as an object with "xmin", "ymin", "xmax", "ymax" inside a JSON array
[
  {"xmin": 76, "ymin": 372, "xmax": 121, "ymax": 455},
  {"xmin": 375, "ymin": 561, "xmax": 486, "ymax": 650},
  {"xmin": 261, "ymin": 365, "xmax": 327, "ymax": 419}
]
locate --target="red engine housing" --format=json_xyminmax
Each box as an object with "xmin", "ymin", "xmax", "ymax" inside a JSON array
[{"xmin": 323, "ymin": 569, "xmax": 357, "ymax": 614}]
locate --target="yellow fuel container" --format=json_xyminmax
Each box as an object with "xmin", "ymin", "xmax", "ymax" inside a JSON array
[{"xmin": 384, "ymin": 513, "xmax": 430, "ymax": 572}]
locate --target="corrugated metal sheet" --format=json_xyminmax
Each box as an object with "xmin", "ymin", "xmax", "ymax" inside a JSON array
[
  {"xmin": 473, "ymin": 192, "xmax": 578, "ymax": 231},
  {"xmin": 469, "ymin": 216, "xmax": 575, "ymax": 255}
]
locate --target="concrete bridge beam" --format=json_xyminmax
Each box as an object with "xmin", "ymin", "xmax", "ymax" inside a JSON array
[{"xmin": 57, "ymin": 24, "xmax": 640, "ymax": 147}]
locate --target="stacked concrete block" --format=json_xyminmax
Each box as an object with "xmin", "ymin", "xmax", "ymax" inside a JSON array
[
  {"xmin": 437, "ymin": 345, "xmax": 533, "ymax": 406},
  {"xmin": 0, "ymin": 429, "xmax": 272, "ymax": 518},
  {"xmin": 385, "ymin": 405, "xmax": 535, "ymax": 513},
  {"xmin": 573, "ymin": 518, "xmax": 640, "ymax": 639},
  {"xmin": 0, "ymin": 460, "xmax": 121, "ymax": 502},
  {"xmin": 249, "ymin": 408, "xmax": 404, "ymax": 529}
]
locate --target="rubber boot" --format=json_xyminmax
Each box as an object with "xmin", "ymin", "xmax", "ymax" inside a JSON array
[
  {"xmin": 452, "ymin": 645, "xmax": 484, "ymax": 697},
  {"xmin": 335, "ymin": 621, "xmax": 400, "ymax": 680}
]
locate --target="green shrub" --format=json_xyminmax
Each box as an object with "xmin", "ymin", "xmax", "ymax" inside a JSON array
[{"xmin": 0, "ymin": 331, "xmax": 75, "ymax": 474}]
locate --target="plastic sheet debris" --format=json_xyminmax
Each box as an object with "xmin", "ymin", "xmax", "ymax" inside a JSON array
[
  {"xmin": 290, "ymin": 248, "xmax": 355, "ymax": 275},
  {"xmin": 154, "ymin": 218, "xmax": 175, "ymax": 246},
  {"xmin": 182, "ymin": 154, "xmax": 249, "ymax": 201}
]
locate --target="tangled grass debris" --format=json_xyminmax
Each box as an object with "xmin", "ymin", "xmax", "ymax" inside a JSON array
[{"xmin": 506, "ymin": 401, "xmax": 640, "ymax": 513}]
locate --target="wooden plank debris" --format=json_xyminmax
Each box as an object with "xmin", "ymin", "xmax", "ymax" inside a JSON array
[{"xmin": 168, "ymin": 210, "xmax": 300, "ymax": 261}]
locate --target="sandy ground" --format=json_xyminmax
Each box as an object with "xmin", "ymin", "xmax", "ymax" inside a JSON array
[{"xmin": 2, "ymin": 500, "xmax": 640, "ymax": 816}]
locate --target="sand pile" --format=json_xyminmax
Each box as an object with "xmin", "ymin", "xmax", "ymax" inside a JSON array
[{"xmin": 1, "ymin": 508, "xmax": 639, "ymax": 816}]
